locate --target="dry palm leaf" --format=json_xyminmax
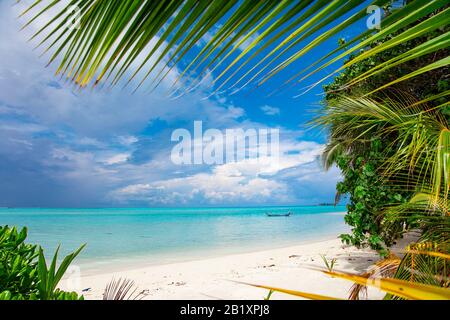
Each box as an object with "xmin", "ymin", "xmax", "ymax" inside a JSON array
[{"xmin": 349, "ymin": 254, "xmax": 401, "ymax": 300}]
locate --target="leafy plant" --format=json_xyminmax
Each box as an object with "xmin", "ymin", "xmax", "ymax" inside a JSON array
[
  {"xmin": 0, "ymin": 225, "xmax": 85, "ymax": 300},
  {"xmin": 36, "ymin": 244, "xmax": 85, "ymax": 300},
  {"xmin": 315, "ymin": 95, "xmax": 449, "ymax": 252},
  {"xmin": 333, "ymin": 148, "xmax": 407, "ymax": 253},
  {"xmin": 314, "ymin": 92, "xmax": 449, "ymax": 297},
  {"xmin": 317, "ymin": 1, "xmax": 448, "ymax": 253},
  {"xmin": 0, "ymin": 226, "xmax": 38, "ymax": 299}
]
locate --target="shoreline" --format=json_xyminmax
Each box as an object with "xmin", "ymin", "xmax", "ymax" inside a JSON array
[
  {"xmin": 73, "ymin": 229, "xmax": 349, "ymax": 276},
  {"xmin": 61, "ymin": 236, "xmax": 387, "ymax": 300}
]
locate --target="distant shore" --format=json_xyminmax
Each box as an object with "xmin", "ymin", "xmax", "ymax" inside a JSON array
[{"xmin": 60, "ymin": 237, "xmax": 390, "ymax": 300}]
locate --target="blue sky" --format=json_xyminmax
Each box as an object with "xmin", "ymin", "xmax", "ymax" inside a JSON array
[{"xmin": 0, "ymin": 1, "xmax": 369, "ymax": 207}]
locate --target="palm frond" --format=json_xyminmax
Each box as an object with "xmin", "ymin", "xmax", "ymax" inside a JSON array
[
  {"xmin": 324, "ymin": 269, "xmax": 450, "ymax": 300},
  {"xmin": 348, "ymin": 254, "xmax": 401, "ymax": 300},
  {"xmin": 314, "ymin": 96, "xmax": 449, "ymax": 205},
  {"xmin": 16, "ymin": 0, "xmax": 448, "ymax": 102},
  {"xmin": 102, "ymin": 277, "xmax": 147, "ymax": 300},
  {"xmin": 238, "ymin": 281, "xmax": 341, "ymax": 300}
]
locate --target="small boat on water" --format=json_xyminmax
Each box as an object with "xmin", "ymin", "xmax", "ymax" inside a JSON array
[{"xmin": 265, "ymin": 211, "xmax": 292, "ymax": 217}]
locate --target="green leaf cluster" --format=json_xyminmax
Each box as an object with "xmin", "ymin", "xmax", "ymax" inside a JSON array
[
  {"xmin": 321, "ymin": 4, "xmax": 449, "ymax": 254},
  {"xmin": 335, "ymin": 141, "xmax": 409, "ymax": 254},
  {"xmin": 0, "ymin": 225, "xmax": 84, "ymax": 300},
  {"xmin": 0, "ymin": 226, "xmax": 38, "ymax": 299}
]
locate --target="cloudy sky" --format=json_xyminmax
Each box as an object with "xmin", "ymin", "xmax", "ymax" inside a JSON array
[{"xmin": 0, "ymin": 1, "xmax": 367, "ymax": 207}]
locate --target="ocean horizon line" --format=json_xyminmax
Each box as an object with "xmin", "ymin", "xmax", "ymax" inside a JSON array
[{"xmin": 0, "ymin": 204, "xmax": 345, "ymax": 210}]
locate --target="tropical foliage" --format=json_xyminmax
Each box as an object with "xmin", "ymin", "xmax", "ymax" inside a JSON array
[
  {"xmin": 316, "ymin": 96, "xmax": 449, "ymax": 251},
  {"xmin": 332, "ymin": 144, "xmax": 408, "ymax": 253},
  {"xmin": 0, "ymin": 225, "xmax": 84, "ymax": 300},
  {"xmin": 319, "ymin": 0, "xmax": 449, "ymax": 251},
  {"xmin": 17, "ymin": 0, "xmax": 449, "ymax": 104},
  {"xmin": 0, "ymin": 226, "xmax": 38, "ymax": 299},
  {"xmin": 17, "ymin": 0, "xmax": 450, "ymax": 300},
  {"xmin": 313, "ymin": 93, "xmax": 449, "ymax": 296},
  {"xmin": 309, "ymin": 2, "xmax": 448, "ymax": 299}
]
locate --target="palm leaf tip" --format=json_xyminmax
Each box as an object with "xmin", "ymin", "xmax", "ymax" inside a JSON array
[
  {"xmin": 234, "ymin": 280, "xmax": 341, "ymax": 300},
  {"xmin": 324, "ymin": 270, "xmax": 450, "ymax": 300}
]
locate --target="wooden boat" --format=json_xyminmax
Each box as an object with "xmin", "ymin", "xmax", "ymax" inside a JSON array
[{"xmin": 265, "ymin": 211, "xmax": 292, "ymax": 217}]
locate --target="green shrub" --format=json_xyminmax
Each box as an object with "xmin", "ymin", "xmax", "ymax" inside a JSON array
[
  {"xmin": 0, "ymin": 226, "xmax": 38, "ymax": 299},
  {"xmin": 321, "ymin": 6, "xmax": 449, "ymax": 253},
  {"xmin": 0, "ymin": 225, "xmax": 84, "ymax": 300}
]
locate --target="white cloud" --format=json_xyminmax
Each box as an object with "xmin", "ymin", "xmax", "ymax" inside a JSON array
[
  {"xmin": 112, "ymin": 173, "xmax": 289, "ymax": 205},
  {"xmin": 103, "ymin": 153, "xmax": 130, "ymax": 165},
  {"xmin": 109, "ymin": 135, "xmax": 326, "ymax": 205},
  {"xmin": 117, "ymin": 183, "xmax": 153, "ymax": 195},
  {"xmin": 260, "ymin": 105, "xmax": 280, "ymax": 116},
  {"xmin": 116, "ymin": 135, "xmax": 138, "ymax": 146}
]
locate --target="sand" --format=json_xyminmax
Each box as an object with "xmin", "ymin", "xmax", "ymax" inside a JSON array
[{"xmin": 58, "ymin": 236, "xmax": 402, "ymax": 300}]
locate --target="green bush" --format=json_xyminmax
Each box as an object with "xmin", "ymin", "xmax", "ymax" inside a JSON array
[
  {"xmin": 0, "ymin": 226, "xmax": 38, "ymax": 299},
  {"xmin": 334, "ymin": 141, "xmax": 409, "ymax": 255},
  {"xmin": 0, "ymin": 225, "xmax": 85, "ymax": 300},
  {"xmin": 321, "ymin": 6, "xmax": 449, "ymax": 253}
]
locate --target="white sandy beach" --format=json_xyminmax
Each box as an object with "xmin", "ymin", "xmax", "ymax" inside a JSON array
[{"xmin": 60, "ymin": 236, "xmax": 409, "ymax": 300}]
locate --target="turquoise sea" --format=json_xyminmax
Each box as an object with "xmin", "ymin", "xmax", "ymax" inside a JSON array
[{"xmin": 0, "ymin": 206, "xmax": 348, "ymax": 273}]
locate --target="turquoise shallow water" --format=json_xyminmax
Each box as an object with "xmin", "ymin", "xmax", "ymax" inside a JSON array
[{"xmin": 0, "ymin": 206, "xmax": 348, "ymax": 273}]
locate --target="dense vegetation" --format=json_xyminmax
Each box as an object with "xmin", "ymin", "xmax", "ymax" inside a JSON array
[
  {"xmin": 313, "ymin": 5, "xmax": 449, "ymax": 298},
  {"xmin": 0, "ymin": 226, "xmax": 84, "ymax": 300},
  {"xmin": 321, "ymin": 10, "xmax": 449, "ymax": 253}
]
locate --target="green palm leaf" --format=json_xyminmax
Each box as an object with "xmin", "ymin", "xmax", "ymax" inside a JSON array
[{"xmin": 17, "ymin": 0, "xmax": 448, "ymax": 104}]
